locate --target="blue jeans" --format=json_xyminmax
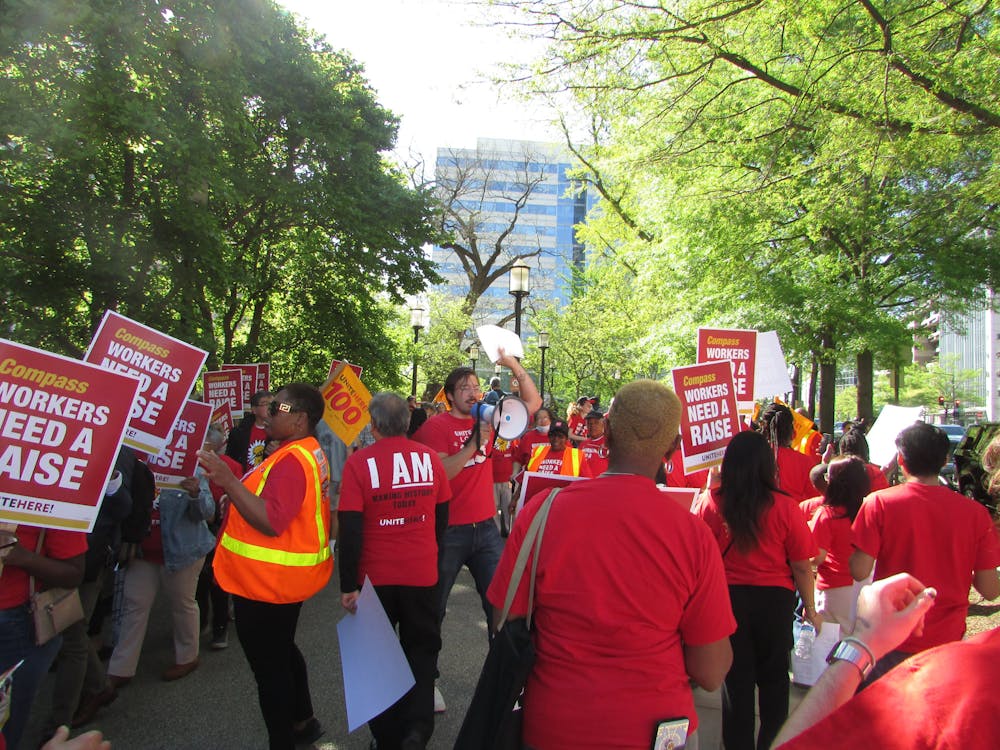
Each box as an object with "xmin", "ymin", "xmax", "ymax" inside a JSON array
[
  {"xmin": 437, "ymin": 521, "xmax": 504, "ymax": 628},
  {"xmin": 0, "ymin": 605, "xmax": 63, "ymax": 750}
]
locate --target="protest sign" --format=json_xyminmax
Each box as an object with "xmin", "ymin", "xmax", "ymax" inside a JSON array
[
  {"xmin": 672, "ymin": 361, "xmax": 741, "ymax": 474},
  {"xmin": 327, "ymin": 359, "xmax": 363, "ymax": 381},
  {"xmin": 321, "ymin": 363, "xmax": 372, "ymax": 445},
  {"xmin": 659, "ymin": 486, "xmax": 700, "ymax": 512},
  {"xmin": 432, "ymin": 388, "xmax": 450, "ymax": 410},
  {"xmin": 514, "ymin": 472, "xmax": 587, "ymax": 513},
  {"xmin": 223, "ymin": 364, "xmax": 259, "ymax": 411},
  {"xmin": 254, "ymin": 362, "xmax": 270, "ymax": 393},
  {"xmin": 84, "ymin": 311, "xmax": 207, "ymax": 455},
  {"xmin": 147, "ymin": 400, "xmax": 212, "ymax": 489},
  {"xmin": 753, "ymin": 331, "xmax": 793, "ymax": 400},
  {"xmin": 211, "ymin": 402, "xmax": 234, "ymax": 440},
  {"xmin": 0, "ymin": 339, "xmax": 140, "ymax": 531},
  {"xmin": 866, "ymin": 404, "xmax": 924, "ymax": 467},
  {"xmin": 203, "ymin": 369, "xmax": 242, "ymax": 413},
  {"xmin": 697, "ymin": 327, "xmax": 757, "ymax": 414}
]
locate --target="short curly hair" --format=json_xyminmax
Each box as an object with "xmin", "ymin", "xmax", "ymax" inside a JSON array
[{"xmin": 606, "ymin": 380, "xmax": 680, "ymax": 459}]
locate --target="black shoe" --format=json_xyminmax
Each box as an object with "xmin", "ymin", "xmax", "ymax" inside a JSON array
[{"xmin": 293, "ymin": 717, "xmax": 324, "ymax": 746}]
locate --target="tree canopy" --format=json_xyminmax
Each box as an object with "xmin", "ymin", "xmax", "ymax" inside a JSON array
[
  {"xmin": 493, "ymin": 0, "xmax": 999, "ymax": 426},
  {"xmin": 1, "ymin": 0, "xmax": 440, "ymax": 387}
]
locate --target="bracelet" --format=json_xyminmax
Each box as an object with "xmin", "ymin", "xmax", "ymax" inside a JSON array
[{"xmin": 826, "ymin": 637, "xmax": 875, "ymax": 679}]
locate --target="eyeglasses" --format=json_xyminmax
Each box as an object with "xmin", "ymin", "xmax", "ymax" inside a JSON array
[
  {"xmin": 268, "ymin": 401, "xmax": 300, "ymax": 416},
  {"xmin": 455, "ymin": 385, "xmax": 480, "ymax": 393}
]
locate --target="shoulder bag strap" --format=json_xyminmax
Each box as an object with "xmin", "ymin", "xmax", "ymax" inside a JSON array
[
  {"xmin": 29, "ymin": 528, "xmax": 46, "ymax": 598},
  {"xmin": 498, "ymin": 487, "xmax": 561, "ymax": 630}
]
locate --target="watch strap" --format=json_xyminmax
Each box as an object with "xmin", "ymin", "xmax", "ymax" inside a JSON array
[{"xmin": 826, "ymin": 638, "xmax": 875, "ymax": 678}]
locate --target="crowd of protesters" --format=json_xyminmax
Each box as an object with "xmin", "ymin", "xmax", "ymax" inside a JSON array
[{"xmin": 2, "ymin": 362, "xmax": 1000, "ymax": 750}]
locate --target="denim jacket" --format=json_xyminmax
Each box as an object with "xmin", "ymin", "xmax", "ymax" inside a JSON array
[{"xmin": 156, "ymin": 470, "xmax": 216, "ymax": 572}]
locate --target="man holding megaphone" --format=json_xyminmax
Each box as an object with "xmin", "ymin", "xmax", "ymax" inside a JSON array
[{"xmin": 412, "ymin": 348, "xmax": 540, "ymax": 709}]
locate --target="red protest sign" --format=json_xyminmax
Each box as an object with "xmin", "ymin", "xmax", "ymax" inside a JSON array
[
  {"xmin": 84, "ymin": 311, "xmax": 208, "ymax": 455},
  {"xmin": 697, "ymin": 327, "xmax": 757, "ymax": 413},
  {"xmin": 223, "ymin": 363, "xmax": 259, "ymax": 411},
  {"xmin": 210, "ymin": 402, "xmax": 234, "ymax": 441},
  {"xmin": 672, "ymin": 361, "xmax": 741, "ymax": 474},
  {"xmin": 327, "ymin": 358, "xmax": 363, "ymax": 381},
  {"xmin": 203, "ymin": 369, "xmax": 242, "ymax": 413},
  {"xmin": 254, "ymin": 363, "xmax": 270, "ymax": 394},
  {"xmin": 0, "ymin": 339, "xmax": 140, "ymax": 532},
  {"xmin": 147, "ymin": 400, "xmax": 212, "ymax": 489}
]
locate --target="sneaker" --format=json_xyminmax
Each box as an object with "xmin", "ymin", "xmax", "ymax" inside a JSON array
[
  {"xmin": 433, "ymin": 684, "xmax": 446, "ymax": 713},
  {"xmin": 210, "ymin": 629, "xmax": 228, "ymax": 650}
]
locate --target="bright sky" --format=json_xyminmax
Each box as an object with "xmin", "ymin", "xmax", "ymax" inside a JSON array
[{"xmin": 278, "ymin": 0, "xmax": 562, "ymax": 166}]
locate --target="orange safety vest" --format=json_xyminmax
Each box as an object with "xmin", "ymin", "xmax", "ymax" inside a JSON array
[
  {"xmin": 527, "ymin": 444, "xmax": 584, "ymax": 476},
  {"xmin": 213, "ymin": 436, "xmax": 332, "ymax": 604}
]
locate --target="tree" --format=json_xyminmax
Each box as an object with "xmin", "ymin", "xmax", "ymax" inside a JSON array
[
  {"xmin": 491, "ymin": 0, "xmax": 998, "ymax": 428},
  {"xmin": 0, "ymin": 0, "xmax": 439, "ymax": 384}
]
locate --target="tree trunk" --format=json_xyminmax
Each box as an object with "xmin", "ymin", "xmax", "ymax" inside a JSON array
[
  {"xmin": 819, "ymin": 330, "xmax": 837, "ymax": 435},
  {"xmin": 791, "ymin": 364, "xmax": 802, "ymax": 410},
  {"xmin": 807, "ymin": 355, "xmax": 819, "ymax": 419},
  {"xmin": 856, "ymin": 349, "xmax": 874, "ymax": 425}
]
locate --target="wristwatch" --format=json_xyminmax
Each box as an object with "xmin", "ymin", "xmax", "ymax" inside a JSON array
[{"xmin": 826, "ymin": 639, "xmax": 874, "ymax": 678}]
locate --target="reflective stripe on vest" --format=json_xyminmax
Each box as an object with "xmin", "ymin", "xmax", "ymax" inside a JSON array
[
  {"xmin": 218, "ymin": 443, "xmax": 330, "ymax": 567},
  {"xmin": 527, "ymin": 445, "xmax": 583, "ymax": 476}
]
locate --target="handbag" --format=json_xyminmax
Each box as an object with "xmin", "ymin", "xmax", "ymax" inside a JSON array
[
  {"xmin": 454, "ymin": 488, "xmax": 560, "ymax": 750},
  {"xmin": 29, "ymin": 530, "xmax": 85, "ymax": 646}
]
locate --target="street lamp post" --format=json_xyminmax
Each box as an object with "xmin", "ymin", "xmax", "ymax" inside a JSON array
[
  {"xmin": 410, "ymin": 304, "xmax": 426, "ymax": 397},
  {"xmin": 537, "ymin": 331, "xmax": 549, "ymax": 402},
  {"xmin": 508, "ymin": 260, "xmax": 531, "ymax": 338},
  {"xmin": 468, "ymin": 344, "xmax": 479, "ymax": 373}
]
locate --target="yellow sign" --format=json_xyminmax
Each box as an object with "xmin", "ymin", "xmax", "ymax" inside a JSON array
[{"xmin": 321, "ymin": 363, "xmax": 371, "ymax": 445}]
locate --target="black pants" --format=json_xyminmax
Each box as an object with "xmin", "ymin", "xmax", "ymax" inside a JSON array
[
  {"xmin": 723, "ymin": 585, "xmax": 796, "ymax": 750},
  {"xmin": 233, "ymin": 596, "xmax": 314, "ymax": 750},
  {"xmin": 369, "ymin": 584, "xmax": 441, "ymax": 750}
]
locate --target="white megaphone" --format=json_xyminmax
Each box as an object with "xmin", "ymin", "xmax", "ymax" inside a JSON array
[{"xmin": 469, "ymin": 396, "xmax": 531, "ymax": 440}]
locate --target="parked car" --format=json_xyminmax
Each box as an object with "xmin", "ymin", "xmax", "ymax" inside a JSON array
[
  {"xmin": 953, "ymin": 422, "xmax": 1000, "ymax": 515},
  {"xmin": 938, "ymin": 423, "xmax": 967, "ymax": 489}
]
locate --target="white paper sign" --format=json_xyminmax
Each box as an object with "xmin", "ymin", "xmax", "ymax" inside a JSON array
[
  {"xmin": 753, "ymin": 331, "xmax": 793, "ymax": 399},
  {"xmin": 476, "ymin": 325, "xmax": 524, "ymax": 362},
  {"xmin": 336, "ymin": 577, "xmax": 416, "ymax": 732},
  {"xmin": 866, "ymin": 404, "xmax": 925, "ymax": 467}
]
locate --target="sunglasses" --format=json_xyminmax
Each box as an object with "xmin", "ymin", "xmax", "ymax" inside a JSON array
[{"xmin": 267, "ymin": 401, "xmax": 299, "ymax": 416}]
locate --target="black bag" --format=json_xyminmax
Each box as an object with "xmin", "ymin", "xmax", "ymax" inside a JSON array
[{"xmin": 454, "ymin": 488, "xmax": 559, "ymax": 750}]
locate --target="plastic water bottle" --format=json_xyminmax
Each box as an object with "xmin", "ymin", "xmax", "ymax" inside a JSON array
[{"xmin": 794, "ymin": 622, "xmax": 815, "ymax": 659}]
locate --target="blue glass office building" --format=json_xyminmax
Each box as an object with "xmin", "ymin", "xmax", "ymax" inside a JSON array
[{"xmin": 432, "ymin": 138, "xmax": 596, "ymax": 328}]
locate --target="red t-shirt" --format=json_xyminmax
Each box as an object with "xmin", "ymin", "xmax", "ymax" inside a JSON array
[
  {"xmin": 339, "ymin": 436, "xmax": 451, "ymax": 587},
  {"xmin": 515, "ymin": 429, "xmax": 549, "ymax": 467},
  {"xmin": 413, "ymin": 412, "xmax": 493, "ymax": 525},
  {"xmin": 775, "ymin": 627, "xmax": 1000, "ymax": 750},
  {"xmin": 865, "ymin": 462, "xmax": 890, "ymax": 492},
  {"xmin": 663, "ymin": 458, "xmax": 709, "ymax": 490},
  {"xmin": 246, "ymin": 423, "xmax": 269, "ymax": 469},
  {"xmin": 141, "ymin": 493, "xmax": 165, "ymax": 565},
  {"xmin": 809, "ymin": 504, "xmax": 853, "ymax": 589},
  {"xmin": 567, "ymin": 414, "xmax": 588, "ymax": 441},
  {"xmin": 799, "ymin": 494, "xmax": 825, "ymax": 521},
  {"xmin": 776, "ymin": 446, "xmax": 821, "ymax": 503},
  {"xmin": 0, "ymin": 525, "xmax": 87, "ymax": 608},
  {"xmin": 853, "ymin": 481, "xmax": 1000, "ymax": 652},
  {"xmin": 693, "ymin": 488, "xmax": 817, "ymax": 589},
  {"xmin": 491, "ymin": 438, "xmax": 516, "ymax": 483},
  {"xmin": 487, "ymin": 475, "xmax": 735, "ymax": 748},
  {"xmin": 257, "ymin": 452, "xmax": 308, "ymax": 535},
  {"xmin": 581, "ymin": 435, "xmax": 609, "ymax": 476}
]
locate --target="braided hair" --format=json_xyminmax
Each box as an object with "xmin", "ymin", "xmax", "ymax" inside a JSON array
[{"xmin": 759, "ymin": 402, "xmax": 794, "ymax": 487}]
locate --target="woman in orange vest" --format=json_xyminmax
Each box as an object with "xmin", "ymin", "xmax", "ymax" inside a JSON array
[
  {"xmin": 198, "ymin": 383, "xmax": 332, "ymax": 750},
  {"xmin": 526, "ymin": 420, "xmax": 593, "ymax": 478}
]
